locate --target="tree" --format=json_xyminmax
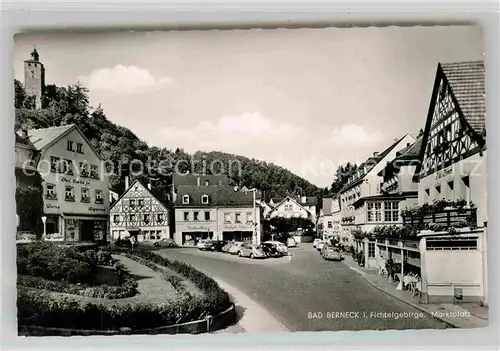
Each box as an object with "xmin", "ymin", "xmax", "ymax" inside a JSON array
[{"xmin": 16, "ymin": 185, "xmax": 44, "ymax": 236}]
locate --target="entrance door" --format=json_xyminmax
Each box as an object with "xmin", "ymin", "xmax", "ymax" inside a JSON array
[{"xmin": 80, "ymin": 220, "xmax": 95, "ymax": 242}]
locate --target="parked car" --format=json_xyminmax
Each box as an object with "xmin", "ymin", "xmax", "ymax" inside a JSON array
[
  {"xmin": 153, "ymin": 238, "xmax": 177, "ymax": 248},
  {"xmin": 260, "ymin": 242, "xmax": 283, "ymax": 257},
  {"xmin": 237, "ymin": 243, "xmax": 267, "ymax": 259},
  {"xmin": 286, "ymin": 237, "xmax": 297, "ymax": 248},
  {"xmin": 197, "ymin": 239, "xmax": 213, "ymax": 251},
  {"xmin": 228, "ymin": 242, "xmax": 245, "ymax": 255},
  {"xmin": 222, "ymin": 242, "xmax": 234, "ymax": 253},
  {"xmin": 209, "ymin": 240, "xmax": 227, "ymax": 252},
  {"xmin": 321, "ymin": 245, "xmax": 343, "ymax": 261},
  {"xmin": 313, "ymin": 239, "xmax": 322, "ymax": 248},
  {"xmin": 264, "ymin": 241, "xmax": 289, "ymax": 255},
  {"xmin": 316, "ymin": 240, "xmax": 326, "ymax": 251},
  {"xmin": 114, "ymin": 237, "xmax": 134, "ymax": 248}
]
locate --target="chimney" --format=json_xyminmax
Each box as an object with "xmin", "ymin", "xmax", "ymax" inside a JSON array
[
  {"xmin": 197, "ymin": 177, "xmax": 200, "ymax": 186},
  {"xmin": 125, "ymin": 176, "xmax": 130, "ymax": 190},
  {"xmin": 373, "ymin": 152, "xmax": 379, "ymax": 157}
]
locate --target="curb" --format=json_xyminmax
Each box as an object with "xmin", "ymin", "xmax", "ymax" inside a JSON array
[{"xmin": 346, "ymin": 263, "xmax": 460, "ymax": 328}]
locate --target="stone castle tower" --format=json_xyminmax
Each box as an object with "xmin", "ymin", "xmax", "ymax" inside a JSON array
[{"xmin": 24, "ymin": 47, "xmax": 45, "ymax": 109}]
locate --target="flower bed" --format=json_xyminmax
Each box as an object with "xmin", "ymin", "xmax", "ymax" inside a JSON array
[{"xmin": 17, "ymin": 247, "xmax": 232, "ymax": 332}]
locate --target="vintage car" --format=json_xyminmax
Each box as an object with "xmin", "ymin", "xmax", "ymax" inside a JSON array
[
  {"xmin": 237, "ymin": 243, "xmax": 267, "ymax": 259},
  {"xmin": 196, "ymin": 239, "xmax": 213, "ymax": 251},
  {"xmin": 260, "ymin": 242, "xmax": 283, "ymax": 257},
  {"xmin": 321, "ymin": 245, "xmax": 343, "ymax": 261}
]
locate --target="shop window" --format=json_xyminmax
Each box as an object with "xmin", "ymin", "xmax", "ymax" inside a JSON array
[
  {"xmin": 368, "ymin": 242, "xmax": 375, "ymax": 258},
  {"xmin": 193, "ymin": 211, "xmax": 199, "ymax": 221},
  {"xmin": 205, "ymin": 211, "xmax": 210, "ymax": 221},
  {"xmin": 184, "ymin": 212, "xmax": 189, "ymax": 221}
]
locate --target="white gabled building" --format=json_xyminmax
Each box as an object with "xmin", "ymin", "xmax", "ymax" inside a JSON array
[{"xmin": 27, "ymin": 124, "xmax": 110, "ymax": 242}]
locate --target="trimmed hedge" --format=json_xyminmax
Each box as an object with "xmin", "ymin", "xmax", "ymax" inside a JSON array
[
  {"xmin": 17, "ymin": 248, "xmax": 232, "ymax": 331},
  {"xmin": 17, "ymin": 275, "xmax": 138, "ymax": 299}
]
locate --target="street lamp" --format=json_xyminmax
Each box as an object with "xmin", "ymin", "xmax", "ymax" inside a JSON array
[{"xmin": 41, "ymin": 216, "xmax": 47, "ymax": 239}]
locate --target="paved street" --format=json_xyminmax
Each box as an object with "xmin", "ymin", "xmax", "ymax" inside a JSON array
[{"xmin": 156, "ymin": 244, "xmax": 449, "ymax": 332}]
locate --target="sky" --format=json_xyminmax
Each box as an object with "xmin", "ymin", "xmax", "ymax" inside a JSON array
[{"xmin": 14, "ymin": 26, "xmax": 484, "ymax": 188}]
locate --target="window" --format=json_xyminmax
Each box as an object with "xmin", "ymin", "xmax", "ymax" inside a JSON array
[
  {"xmin": 384, "ymin": 201, "xmax": 399, "ymax": 222},
  {"xmin": 65, "ymin": 186, "xmax": 75, "ymax": 201},
  {"xmin": 193, "ymin": 211, "xmax": 199, "ymax": 221},
  {"xmin": 76, "ymin": 143, "xmax": 83, "ymax": 153},
  {"xmin": 426, "ymin": 237, "xmax": 477, "ymax": 251},
  {"xmin": 184, "ymin": 212, "xmax": 189, "ymax": 221},
  {"xmin": 205, "ymin": 211, "xmax": 210, "ymax": 221},
  {"xmin": 368, "ymin": 242, "xmax": 375, "ymax": 258},
  {"xmin": 45, "ymin": 184, "xmax": 57, "ymax": 199},
  {"xmin": 205, "ymin": 180, "xmax": 209, "ymax": 186},
  {"xmin": 235, "ymin": 213, "xmax": 241, "ymax": 223},
  {"xmin": 182, "ymin": 195, "xmax": 190, "ymax": 204},
  {"xmin": 67, "ymin": 141, "xmax": 74, "ymax": 151},
  {"xmin": 157, "ymin": 213, "xmax": 164, "ymax": 223},
  {"xmin": 328, "ymin": 221, "xmax": 333, "ymax": 228},
  {"xmin": 285, "ymin": 204, "xmax": 293, "ymax": 211},
  {"xmin": 144, "ymin": 214, "xmax": 150, "ymax": 223},
  {"xmin": 138, "ymin": 199, "xmax": 144, "ymax": 207},
  {"xmin": 224, "ymin": 213, "xmax": 231, "ymax": 223},
  {"xmin": 95, "ymin": 190, "xmax": 103, "ymax": 204},
  {"xmin": 90, "ymin": 165, "xmax": 99, "ymax": 179},
  {"xmin": 129, "ymin": 199, "xmax": 136, "ymax": 208},
  {"xmin": 130, "ymin": 214, "xmax": 136, "ymax": 222},
  {"xmin": 113, "ymin": 215, "xmax": 120, "ymax": 223},
  {"xmin": 201, "ymin": 195, "xmax": 209, "ymax": 204},
  {"xmin": 79, "ymin": 162, "xmax": 88, "ymax": 177},
  {"xmin": 63, "ymin": 159, "xmax": 73, "ymax": 175},
  {"xmin": 50, "ymin": 157, "xmax": 60, "ymax": 172},
  {"xmin": 246, "ymin": 212, "xmax": 253, "ymax": 223},
  {"xmin": 81, "ymin": 187, "xmax": 90, "ymax": 203}
]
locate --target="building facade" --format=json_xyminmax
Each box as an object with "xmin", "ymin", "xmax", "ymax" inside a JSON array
[
  {"xmin": 321, "ymin": 197, "xmax": 341, "ymax": 241},
  {"xmin": 24, "ymin": 47, "xmax": 45, "ymax": 110},
  {"xmin": 413, "ymin": 61, "xmax": 487, "ymax": 305},
  {"xmin": 27, "ymin": 124, "xmax": 110, "ymax": 242},
  {"xmin": 339, "ymin": 134, "xmax": 416, "ymax": 246},
  {"xmin": 109, "ymin": 180, "xmax": 170, "ymax": 242},
  {"xmin": 268, "ymin": 196, "xmax": 317, "ymax": 222},
  {"xmin": 174, "ymin": 185, "xmax": 262, "ymax": 245}
]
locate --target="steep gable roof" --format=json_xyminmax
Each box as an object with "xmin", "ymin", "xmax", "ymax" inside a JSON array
[
  {"xmin": 268, "ymin": 196, "xmax": 313, "ymax": 216},
  {"xmin": 175, "ymin": 185, "xmax": 255, "ymax": 207},
  {"xmin": 440, "ymin": 61, "xmax": 486, "ymax": 135},
  {"xmin": 28, "ymin": 125, "xmax": 75, "ymax": 150},
  {"xmin": 339, "ymin": 135, "xmax": 410, "ymax": 193},
  {"xmin": 110, "ymin": 179, "xmax": 170, "ymax": 211}
]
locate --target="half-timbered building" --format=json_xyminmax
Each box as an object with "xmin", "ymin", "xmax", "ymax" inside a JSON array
[
  {"xmin": 413, "ymin": 61, "xmax": 487, "ymax": 305},
  {"xmin": 110, "ymin": 180, "xmax": 170, "ymax": 242}
]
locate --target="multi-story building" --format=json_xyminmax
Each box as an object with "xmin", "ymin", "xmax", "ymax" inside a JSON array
[
  {"xmin": 27, "ymin": 124, "xmax": 110, "ymax": 242},
  {"xmin": 339, "ymin": 134, "xmax": 416, "ymax": 246},
  {"xmin": 268, "ymin": 195, "xmax": 317, "ymax": 223},
  {"xmin": 109, "ymin": 179, "xmax": 170, "ymax": 242},
  {"xmin": 24, "ymin": 47, "xmax": 45, "ymax": 110},
  {"xmin": 321, "ymin": 197, "xmax": 341, "ymax": 241},
  {"xmin": 174, "ymin": 184, "xmax": 262, "ymax": 245},
  {"xmin": 169, "ymin": 173, "xmax": 233, "ymax": 202},
  {"xmin": 412, "ymin": 61, "xmax": 487, "ymax": 305}
]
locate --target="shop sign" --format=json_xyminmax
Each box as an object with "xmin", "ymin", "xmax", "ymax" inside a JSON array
[
  {"xmin": 89, "ymin": 207, "xmax": 106, "ymax": 213},
  {"xmin": 45, "ymin": 203, "xmax": 60, "ymax": 210},
  {"xmin": 187, "ymin": 225, "xmax": 211, "ymax": 230},
  {"xmin": 224, "ymin": 224, "xmax": 251, "ymax": 230},
  {"xmin": 60, "ymin": 176, "xmax": 91, "ymax": 186}
]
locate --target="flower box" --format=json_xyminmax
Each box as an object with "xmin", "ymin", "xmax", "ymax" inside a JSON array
[
  {"xmin": 45, "ymin": 193, "xmax": 57, "ymax": 200},
  {"xmin": 65, "ymin": 196, "xmax": 75, "ymax": 202},
  {"xmin": 95, "ymin": 198, "xmax": 104, "ymax": 204},
  {"xmin": 81, "ymin": 197, "xmax": 91, "ymax": 203}
]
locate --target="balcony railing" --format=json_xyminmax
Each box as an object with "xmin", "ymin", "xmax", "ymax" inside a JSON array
[{"xmin": 402, "ymin": 208, "xmax": 477, "ymax": 229}]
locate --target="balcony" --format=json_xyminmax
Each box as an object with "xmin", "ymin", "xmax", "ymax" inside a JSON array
[{"xmin": 402, "ymin": 199, "xmax": 477, "ymax": 230}]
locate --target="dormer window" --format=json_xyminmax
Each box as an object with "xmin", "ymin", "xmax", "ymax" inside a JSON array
[
  {"xmin": 182, "ymin": 195, "xmax": 190, "ymax": 204},
  {"xmin": 201, "ymin": 195, "xmax": 209, "ymax": 204}
]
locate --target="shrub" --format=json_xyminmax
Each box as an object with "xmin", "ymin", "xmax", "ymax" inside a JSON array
[
  {"xmin": 97, "ymin": 250, "xmax": 113, "ymax": 265},
  {"xmin": 17, "ymin": 242, "xmax": 96, "ymax": 283},
  {"xmin": 84, "ymin": 250, "xmax": 98, "ymax": 265}
]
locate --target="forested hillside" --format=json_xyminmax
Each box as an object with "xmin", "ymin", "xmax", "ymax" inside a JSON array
[{"xmin": 14, "ymin": 80, "xmax": 329, "ymax": 204}]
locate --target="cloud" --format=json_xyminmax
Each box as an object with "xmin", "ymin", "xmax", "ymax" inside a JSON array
[
  {"xmin": 154, "ymin": 112, "xmax": 298, "ymax": 154},
  {"xmin": 327, "ymin": 124, "xmax": 383, "ymax": 147},
  {"xmin": 77, "ymin": 65, "xmax": 172, "ymax": 94}
]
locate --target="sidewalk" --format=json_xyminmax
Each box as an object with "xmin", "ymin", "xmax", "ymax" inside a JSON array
[
  {"xmin": 343, "ymin": 256, "xmax": 488, "ymax": 329},
  {"xmin": 212, "ymin": 279, "xmax": 289, "ymax": 334}
]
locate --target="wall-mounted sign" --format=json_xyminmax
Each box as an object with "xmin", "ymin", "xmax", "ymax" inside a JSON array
[
  {"xmin": 45, "ymin": 203, "xmax": 60, "ymax": 210},
  {"xmin": 224, "ymin": 224, "xmax": 252, "ymax": 230},
  {"xmin": 436, "ymin": 167, "xmax": 453, "ymax": 180},
  {"xmin": 89, "ymin": 207, "xmax": 106, "ymax": 212},
  {"xmin": 187, "ymin": 225, "xmax": 211, "ymax": 230},
  {"xmin": 60, "ymin": 176, "xmax": 91, "ymax": 186}
]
